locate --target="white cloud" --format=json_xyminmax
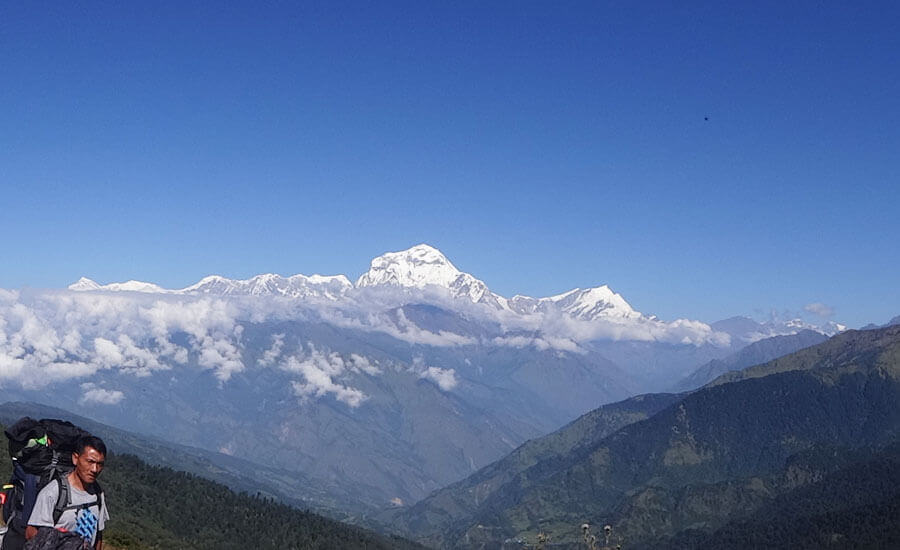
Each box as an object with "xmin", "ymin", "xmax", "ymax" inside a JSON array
[
  {"xmin": 197, "ymin": 336, "xmax": 244, "ymax": 382},
  {"xmin": 0, "ymin": 283, "xmax": 733, "ymax": 394},
  {"xmin": 491, "ymin": 335, "xmax": 583, "ymax": 353},
  {"xmin": 258, "ymin": 333, "xmax": 285, "ymax": 366},
  {"xmin": 79, "ymin": 383, "xmax": 125, "ymax": 405},
  {"xmin": 349, "ymin": 353, "xmax": 381, "ymax": 375},
  {"xmin": 542, "ymin": 336, "xmax": 581, "ymax": 352},
  {"xmin": 93, "ymin": 337, "xmax": 125, "ymax": 366},
  {"xmin": 314, "ymin": 302, "xmax": 476, "ymax": 347},
  {"xmin": 491, "ymin": 335, "xmax": 534, "ymax": 349},
  {"xmin": 536, "ymin": 314, "xmax": 731, "ymax": 348},
  {"xmin": 0, "ymin": 289, "xmax": 19, "ymax": 304},
  {"xmin": 283, "ymin": 348, "xmax": 368, "ymax": 407},
  {"xmin": 804, "ymin": 302, "xmax": 835, "ymax": 318},
  {"xmin": 420, "ymin": 366, "xmax": 458, "ymax": 391},
  {"xmin": 0, "ymin": 290, "xmax": 244, "ymax": 388}
]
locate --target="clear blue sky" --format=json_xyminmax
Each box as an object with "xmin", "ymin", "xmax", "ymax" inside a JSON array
[{"xmin": 1, "ymin": 1, "xmax": 898, "ymax": 327}]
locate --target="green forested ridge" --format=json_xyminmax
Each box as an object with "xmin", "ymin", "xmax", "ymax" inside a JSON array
[
  {"xmin": 657, "ymin": 445, "xmax": 900, "ymax": 549},
  {"xmin": 0, "ymin": 431, "xmax": 424, "ymax": 550},
  {"xmin": 709, "ymin": 324, "xmax": 900, "ymax": 387}
]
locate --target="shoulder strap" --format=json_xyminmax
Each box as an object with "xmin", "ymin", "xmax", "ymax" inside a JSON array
[
  {"xmin": 94, "ymin": 481, "xmax": 103, "ymax": 515},
  {"xmin": 56, "ymin": 478, "xmax": 103, "ymax": 518},
  {"xmin": 53, "ymin": 475, "xmax": 70, "ymax": 525},
  {"xmin": 19, "ymin": 462, "xmax": 39, "ymax": 523}
]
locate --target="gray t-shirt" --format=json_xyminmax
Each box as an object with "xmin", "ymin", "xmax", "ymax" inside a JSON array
[{"xmin": 28, "ymin": 479, "xmax": 109, "ymax": 547}]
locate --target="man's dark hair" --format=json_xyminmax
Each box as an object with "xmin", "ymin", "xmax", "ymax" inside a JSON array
[{"xmin": 74, "ymin": 434, "xmax": 107, "ymax": 456}]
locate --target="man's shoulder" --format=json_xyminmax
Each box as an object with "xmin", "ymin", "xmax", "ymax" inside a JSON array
[
  {"xmin": 35, "ymin": 478, "xmax": 61, "ymax": 500},
  {"xmin": 28, "ymin": 478, "xmax": 62, "ymax": 527}
]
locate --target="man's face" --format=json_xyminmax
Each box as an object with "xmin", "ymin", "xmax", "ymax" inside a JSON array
[{"xmin": 72, "ymin": 446, "xmax": 105, "ymax": 486}]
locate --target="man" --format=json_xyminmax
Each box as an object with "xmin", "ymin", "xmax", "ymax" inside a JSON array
[{"xmin": 25, "ymin": 436, "xmax": 109, "ymax": 550}]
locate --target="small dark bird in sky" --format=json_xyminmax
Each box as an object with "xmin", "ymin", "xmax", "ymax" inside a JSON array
[{"xmin": 704, "ymin": 116, "xmax": 709, "ymax": 121}]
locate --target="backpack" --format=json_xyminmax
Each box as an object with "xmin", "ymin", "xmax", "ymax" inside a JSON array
[
  {"xmin": 18, "ymin": 475, "xmax": 104, "ymax": 550},
  {"xmin": 1, "ymin": 418, "xmax": 92, "ymax": 542},
  {"xmin": 22, "ymin": 527, "xmax": 91, "ymax": 550}
]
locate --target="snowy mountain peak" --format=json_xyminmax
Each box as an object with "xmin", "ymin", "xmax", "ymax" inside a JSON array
[
  {"xmin": 69, "ymin": 278, "xmax": 169, "ymax": 293},
  {"xmin": 357, "ymin": 244, "xmax": 456, "ymax": 287},
  {"xmin": 710, "ymin": 315, "xmax": 845, "ymax": 344},
  {"xmin": 509, "ymin": 285, "xmax": 642, "ymax": 320},
  {"xmin": 69, "ymin": 272, "xmax": 352, "ymax": 300},
  {"xmin": 112, "ymin": 280, "xmax": 170, "ymax": 293},
  {"xmin": 182, "ymin": 273, "xmax": 352, "ymax": 299},
  {"xmin": 554, "ymin": 285, "xmax": 641, "ymax": 320},
  {"xmin": 68, "ymin": 277, "xmax": 101, "ymax": 291},
  {"xmin": 356, "ymin": 244, "xmax": 497, "ymax": 305}
]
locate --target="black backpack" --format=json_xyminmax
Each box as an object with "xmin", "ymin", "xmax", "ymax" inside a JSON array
[
  {"xmin": 1, "ymin": 418, "xmax": 92, "ymax": 543},
  {"xmin": 22, "ymin": 526, "xmax": 92, "ymax": 550}
]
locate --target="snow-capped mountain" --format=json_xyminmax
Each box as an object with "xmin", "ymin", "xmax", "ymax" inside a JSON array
[
  {"xmin": 65, "ymin": 244, "xmax": 840, "ymax": 341},
  {"xmin": 509, "ymin": 286, "xmax": 642, "ymax": 321},
  {"xmin": 67, "ymin": 244, "xmax": 645, "ymax": 323},
  {"xmin": 356, "ymin": 244, "xmax": 506, "ymax": 308},
  {"xmin": 779, "ymin": 317, "xmax": 846, "ymax": 336},
  {"xmin": 181, "ymin": 273, "xmax": 352, "ymax": 300},
  {"xmin": 711, "ymin": 316, "xmax": 845, "ymax": 344},
  {"xmin": 70, "ymin": 274, "xmax": 352, "ymax": 300},
  {"xmin": 68, "ymin": 277, "xmax": 170, "ymax": 293}
]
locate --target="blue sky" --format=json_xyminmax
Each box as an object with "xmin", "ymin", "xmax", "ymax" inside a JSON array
[{"xmin": 1, "ymin": 1, "xmax": 898, "ymax": 327}]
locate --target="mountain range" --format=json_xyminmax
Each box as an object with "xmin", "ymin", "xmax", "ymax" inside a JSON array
[
  {"xmin": 69, "ymin": 244, "xmax": 647, "ymax": 324},
  {"xmin": 67, "ymin": 244, "xmax": 842, "ymax": 338},
  {"xmin": 0, "ymin": 245, "xmax": 857, "ymax": 521}
]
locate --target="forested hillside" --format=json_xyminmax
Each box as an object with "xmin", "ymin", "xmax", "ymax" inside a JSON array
[
  {"xmin": 389, "ymin": 391, "xmax": 683, "ymax": 543},
  {"xmin": 657, "ymin": 445, "xmax": 900, "ymax": 549},
  {"xmin": 0, "ymin": 430, "xmax": 424, "ymax": 550}
]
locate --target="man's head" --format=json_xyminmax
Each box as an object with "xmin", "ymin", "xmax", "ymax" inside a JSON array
[{"xmin": 72, "ymin": 435, "xmax": 107, "ymax": 486}]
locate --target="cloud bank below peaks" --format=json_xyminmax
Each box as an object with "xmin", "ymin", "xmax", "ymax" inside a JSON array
[
  {"xmin": 0, "ymin": 284, "xmax": 739, "ymax": 414},
  {"xmin": 0, "ymin": 284, "xmax": 734, "ymax": 391},
  {"xmin": 0, "ymin": 290, "xmax": 244, "ymax": 389}
]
